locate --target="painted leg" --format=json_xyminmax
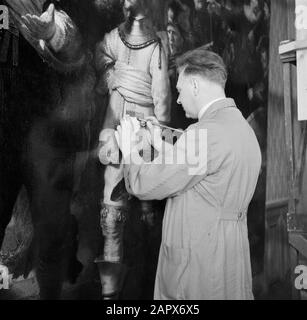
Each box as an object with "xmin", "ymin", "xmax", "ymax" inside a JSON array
[
  {"xmin": 95, "ymin": 204, "xmax": 127, "ymax": 299},
  {"xmin": 25, "ymin": 121, "xmax": 81, "ymax": 299},
  {"xmin": 96, "ymin": 164, "xmax": 128, "ymax": 299}
]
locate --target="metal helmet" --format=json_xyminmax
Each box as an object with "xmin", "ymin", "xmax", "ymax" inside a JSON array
[{"xmin": 119, "ymin": 0, "xmax": 158, "ymax": 46}]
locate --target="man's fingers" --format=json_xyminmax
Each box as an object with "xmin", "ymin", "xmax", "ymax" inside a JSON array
[
  {"xmin": 130, "ymin": 117, "xmax": 141, "ymax": 132},
  {"xmin": 23, "ymin": 14, "xmax": 40, "ymax": 27},
  {"xmin": 46, "ymin": 3, "xmax": 55, "ymax": 21},
  {"xmin": 28, "ymin": 14, "xmax": 43, "ymax": 22},
  {"xmin": 146, "ymin": 121, "xmax": 162, "ymax": 149},
  {"xmin": 26, "ymin": 14, "xmax": 45, "ymax": 27},
  {"xmin": 121, "ymin": 117, "xmax": 134, "ymax": 133},
  {"xmin": 114, "ymin": 131, "xmax": 120, "ymax": 147},
  {"xmin": 120, "ymin": 116, "xmax": 128, "ymax": 126},
  {"xmin": 146, "ymin": 122, "xmax": 159, "ymax": 148},
  {"xmin": 145, "ymin": 116, "xmax": 159, "ymax": 125},
  {"xmin": 146, "ymin": 121, "xmax": 154, "ymax": 135},
  {"xmin": 146, "ymin": 121, "xmax": 161, "ymax": 136},
  {"xmin": 21, "ymin": 16, "xmax": 33, "ymax": 29},
  {"xmin": 117, "ymin": 126, "xmax": 122, "ymax": 137},
  {"xmin": 22, "ymin": 16, "xmax": 42, "ymax": 36}
]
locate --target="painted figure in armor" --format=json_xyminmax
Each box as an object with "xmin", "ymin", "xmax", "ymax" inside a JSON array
[{"xmin": 95, "ymin": 0, "xmax": 171, "ymax": 299}]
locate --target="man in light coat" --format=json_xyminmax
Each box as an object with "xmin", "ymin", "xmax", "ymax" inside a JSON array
[{"xmin": 116, "ymin": 47, "xmax": 262, "ymax": 300}]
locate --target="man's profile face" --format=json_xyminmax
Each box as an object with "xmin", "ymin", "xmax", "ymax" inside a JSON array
[
  {"xmin": 176, "ymin": 70, "xmax": 197, "ymax": 119},
  {"xmin": 167, "ymin": 24, "xmax": 184, "ymax": 55}
]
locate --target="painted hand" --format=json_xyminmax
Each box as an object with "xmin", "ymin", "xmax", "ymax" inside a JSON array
[
  {"xmin": 98, "ymin": 129, "xmax": 120, "ymax": 165},
  {"xmin": 115, "ymin": 117, "xmax": 141, "ymax": 160},
  {"xmin": 21, "ymin": 3, "xmax": 56, "ymax": 41}
]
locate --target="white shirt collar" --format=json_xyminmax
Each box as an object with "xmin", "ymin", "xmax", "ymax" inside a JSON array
[{"xmin": 198, "ymin": 97, "xmax": 226, "ymax": 120}]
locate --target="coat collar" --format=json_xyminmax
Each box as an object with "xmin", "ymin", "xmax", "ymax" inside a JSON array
[{"xmin": 199, "ymin": 98, "xmax": 237, "ymax": 121}]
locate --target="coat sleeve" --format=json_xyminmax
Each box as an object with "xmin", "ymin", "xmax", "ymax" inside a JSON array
[
  {"xmin": 123, "ymin": 127, "xmax": 208, "ymax": 200},
  {"xmin": 150, "ymin": 43, "xmax": 171, "ymax": 125},
  {"xmin": 47, "ymin": 10, "xmax": 81, "ymax": 55}
]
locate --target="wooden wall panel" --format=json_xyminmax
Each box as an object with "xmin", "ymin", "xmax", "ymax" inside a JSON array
[
  {"xmin": 266, "ymin": 0, "xmax": 289, "ymax": 203},
  {"xmin": 265, "ymin": 0, "xmax": 303, "ymax": 292},
  {"xmin": 265, "ymin": 0, "xmax": 295, "ymax": 288}
]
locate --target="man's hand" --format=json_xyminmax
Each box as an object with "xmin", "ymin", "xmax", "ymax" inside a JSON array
[
  {"xmin": 98, "ymin": 129, "xmax": 120, "ymax": 165},
  {"xmin": 115, "ymin": 117, "xmax": 141, "ymax": 160},
  {"xmin": 21, "ymin": 3, "xmax": 56, "ymax": 41},
  {"xmin": 6, "ymin": 1, "xmax": 57, "ymax": 40},
  {"xmin": 145, "ymin": 117, "xmax": 163, "ymax": 152}
]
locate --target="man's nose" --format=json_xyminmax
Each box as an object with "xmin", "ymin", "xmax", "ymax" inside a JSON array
[{"xmin": 177, "ymin": 96, "xmax": 181, "ymax": 105}]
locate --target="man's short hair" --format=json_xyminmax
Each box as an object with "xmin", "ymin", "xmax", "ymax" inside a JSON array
[{"xmin": 176, "ymin": 46, "xmax": 228, "ymax": 88}]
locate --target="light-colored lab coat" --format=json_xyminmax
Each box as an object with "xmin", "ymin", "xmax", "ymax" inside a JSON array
[{"xmin": 124, "ymin": 98, "xmax": 262, "ymax": 300}]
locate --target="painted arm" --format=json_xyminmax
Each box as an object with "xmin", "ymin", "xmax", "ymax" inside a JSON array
[
  {"xmin": 95, "ymin": 31, "xmax": 116, "ymax": 95},
  {"xmin": 6, "ymin": 0, "xmax": 82, "ymax": 63},
  {"xmin": 150, "ymin": 43, "xmax": 171, "ymax": 125}
]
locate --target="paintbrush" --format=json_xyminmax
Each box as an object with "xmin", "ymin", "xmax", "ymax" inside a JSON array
[{"xmin": 136, "ymin": 117, "xmax": 184, "ymax": 134}]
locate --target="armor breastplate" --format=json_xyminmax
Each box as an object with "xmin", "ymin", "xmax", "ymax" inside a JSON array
[
  {"xmin": 118, "ymin": 16, "xmax": 157, "ymax": 48},
  {"xmin": 118, "ymin": 16, "xmax": 162, "ymax": 69}
]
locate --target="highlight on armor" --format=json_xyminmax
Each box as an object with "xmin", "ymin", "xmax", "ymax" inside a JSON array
[{"xmin": 0, "ymin": 5, "xmax": 9, "ymax": 30}]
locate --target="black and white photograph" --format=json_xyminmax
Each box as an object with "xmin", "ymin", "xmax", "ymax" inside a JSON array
[{"xmin": 0, "ymin": 0, "xmax": 306, "ymax": 303}]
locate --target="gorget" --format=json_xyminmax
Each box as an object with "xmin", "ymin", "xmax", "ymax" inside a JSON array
[{"xmin": 118, "ymin": 16, "xmax": 159, "ymax": 49}]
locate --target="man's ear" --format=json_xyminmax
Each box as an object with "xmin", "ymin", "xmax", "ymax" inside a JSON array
[{"xmin": 190, "ymin": 77, "xmax": 199, "ymax": 97}]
